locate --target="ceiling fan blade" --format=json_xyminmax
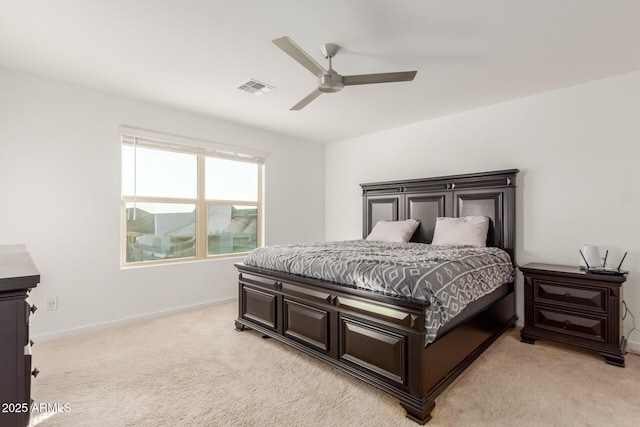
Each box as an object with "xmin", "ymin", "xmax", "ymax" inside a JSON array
[
  {"xmin": 290, "ymin": 89, "xmax": 322, "ymax": 110},
  {"xmin": 343, "ymin": 71, "xmax": 417, "ymax": 86},
  {"xmin": 273, "ymin": 36, "xmax": 326, "ymax": 78}
]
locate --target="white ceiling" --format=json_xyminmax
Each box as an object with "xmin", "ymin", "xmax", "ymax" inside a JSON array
[{"xmin": 1, "ymin": 1, "xmax": 639, "ymax": 144}]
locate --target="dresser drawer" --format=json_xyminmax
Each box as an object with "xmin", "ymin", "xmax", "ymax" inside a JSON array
[
  {"xmin": 533, "ymin": 279, "xmax": 606, "ymax": 314},
  {"xmin": 533, "ymin": 306, "xmax": 606, "ymax": 343}
]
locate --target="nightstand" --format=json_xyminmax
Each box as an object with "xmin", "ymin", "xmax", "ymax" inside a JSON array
[{"xmin": 519, "ymin": 263, "xmax": 627, "ymax": 367}]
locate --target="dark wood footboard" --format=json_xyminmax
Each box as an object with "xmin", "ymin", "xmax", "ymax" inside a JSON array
[{"xmin": 235, "ymin": 263, "xmax": 516, "ymax": 424}]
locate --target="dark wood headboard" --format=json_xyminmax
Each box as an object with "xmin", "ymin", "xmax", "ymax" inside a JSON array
[{"xmin": 361, "ymin": 169, "xmax": 518, "ymax": 262}]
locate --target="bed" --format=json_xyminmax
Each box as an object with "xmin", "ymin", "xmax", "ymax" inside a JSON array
[{"xmin": 234, "ymin": 169, "xmax": 518, "ymax": 424}]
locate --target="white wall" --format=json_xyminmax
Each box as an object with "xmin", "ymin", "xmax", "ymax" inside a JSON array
[
  {"xmin": 326, "ymin": 71, "xmax": 640, "ymax": 351},
  {"xmin": 0, "ymin": 66, "xmax": 325, "ymax": 339}
]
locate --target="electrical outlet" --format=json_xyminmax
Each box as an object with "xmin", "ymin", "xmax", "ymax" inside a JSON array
[{"xmin": 46, "ymin": 296, "xmax": 58, "ymax": 311}]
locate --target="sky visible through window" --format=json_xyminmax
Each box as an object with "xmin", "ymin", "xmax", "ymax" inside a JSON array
[{"xmin": 122, "ymin": 146, "xmax": 258, "ymax": 213}]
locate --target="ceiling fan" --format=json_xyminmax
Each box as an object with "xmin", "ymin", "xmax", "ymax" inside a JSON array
[{"xmin": 272, "ymin": 36, "xmax": 418, "ymax": 110}]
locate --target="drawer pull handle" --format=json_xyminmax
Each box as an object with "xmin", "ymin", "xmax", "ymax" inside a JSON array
[
  {"xmin": 30, "ymin": 304, "xmax": 38, "ymax": 314},
  {"xmin": 32, "ymin": 368, "xmax": 40, "ymax": 378}
]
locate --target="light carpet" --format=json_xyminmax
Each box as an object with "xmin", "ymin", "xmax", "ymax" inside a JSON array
[{"xmin": 29, "ymin": 302, "xmax": 640, "ymax": 426}]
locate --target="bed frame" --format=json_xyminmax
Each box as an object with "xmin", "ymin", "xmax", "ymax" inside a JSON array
[{"xmin": 234, "ymin": 169, "xmax": 518, "ymax": 424}]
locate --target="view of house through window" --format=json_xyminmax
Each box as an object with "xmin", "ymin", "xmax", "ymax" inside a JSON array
[{"xmin": 121, "ymin": 135, "xmax": 262, "ymax": 265}]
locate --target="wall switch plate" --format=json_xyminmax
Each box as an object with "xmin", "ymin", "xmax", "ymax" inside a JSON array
[{"xmin": 46, "ymin": 296, "xmax": 58, "ymax": 311}]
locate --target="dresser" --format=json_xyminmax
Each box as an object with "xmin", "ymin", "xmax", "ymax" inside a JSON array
[
  {"xmin": 0, "ymin": 245, "xmax": 40, "ymax": 427},
  {"xmin": 519, "ymin": 263, "xmax": 627, "ymax": 367}
]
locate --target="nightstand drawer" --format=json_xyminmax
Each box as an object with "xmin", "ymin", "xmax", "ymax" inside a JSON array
[
  {"xmin": 534, "ymin": 306, "xmax": 606, "ymax": 343},
  {"xmin": 533, "ymin": 279, "xmax": 606, "ymax": 314}
]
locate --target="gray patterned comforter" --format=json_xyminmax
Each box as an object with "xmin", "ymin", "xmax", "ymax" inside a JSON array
[{"xmin": 244, "ymin": 240, "xmax": 514, "ymax": 344}]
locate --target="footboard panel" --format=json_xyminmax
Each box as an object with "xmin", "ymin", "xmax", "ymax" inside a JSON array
[
  {"xmin": 340, "ymin": 316, "xmax": 407, "ymax": 385},
  {"xmin": 235, "ymin": 263, "xmax": 516, "ymax": 425},
  {"xmin": 242, "ymin": 285, "xmax": 278, "ymax": 331},
  {"xmin": 236, "ymin": 264, "xmax": 424, "ymax": 396},
  {"xmin": 284, "ymin": 298, "xmax": 330, "ymax": 352}
]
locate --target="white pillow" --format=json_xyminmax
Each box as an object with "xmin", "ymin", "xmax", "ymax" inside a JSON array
[
  {"xmin": 431, "ymin": 216, "xmax": 489, "ymax": 247},
  {"xmin": 366, "ymin": 219, "xmax": 420, "ymax": 243}
]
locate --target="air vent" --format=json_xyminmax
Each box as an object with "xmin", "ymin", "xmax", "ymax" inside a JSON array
[{"xmin": 237, "ymin": 79, "xmax": 275, "ymax": 95}]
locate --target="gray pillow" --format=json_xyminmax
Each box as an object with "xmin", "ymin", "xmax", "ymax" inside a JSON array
[
  {"xmin": 431, "ymin": 216, "xmax": 489, "ymax": 247},
  {"xmin": 366, "ymin": 219, "xmax": 420, "ymax": 243}
]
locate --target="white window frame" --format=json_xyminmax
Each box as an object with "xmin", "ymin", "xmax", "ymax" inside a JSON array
[{"xmin": 120, "ymin": 127, "xmax": 266, "ymax": 267}]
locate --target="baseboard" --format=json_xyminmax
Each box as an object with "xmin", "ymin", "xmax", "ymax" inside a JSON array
[
  {"xmin": 32, "ymin": 297, "xmax": 237, "ymax": 342},
  {"xmin": 627, "ymin": 337, "xmax": 640, "ymax": 356}
]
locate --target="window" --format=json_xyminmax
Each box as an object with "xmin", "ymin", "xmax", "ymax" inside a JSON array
[{"xmin": 121, "ymin": 132, "xmax": 263, "ymax": 265}]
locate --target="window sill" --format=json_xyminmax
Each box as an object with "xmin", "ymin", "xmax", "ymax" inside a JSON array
[{"xmin": 120, "ymin": 253, "xmax": 248, "ymax": 269}]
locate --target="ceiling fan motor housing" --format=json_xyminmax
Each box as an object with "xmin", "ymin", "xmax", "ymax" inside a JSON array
[{"xmin": 318, "ymin": 72, "xmax": 344, "ymax": 93}]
